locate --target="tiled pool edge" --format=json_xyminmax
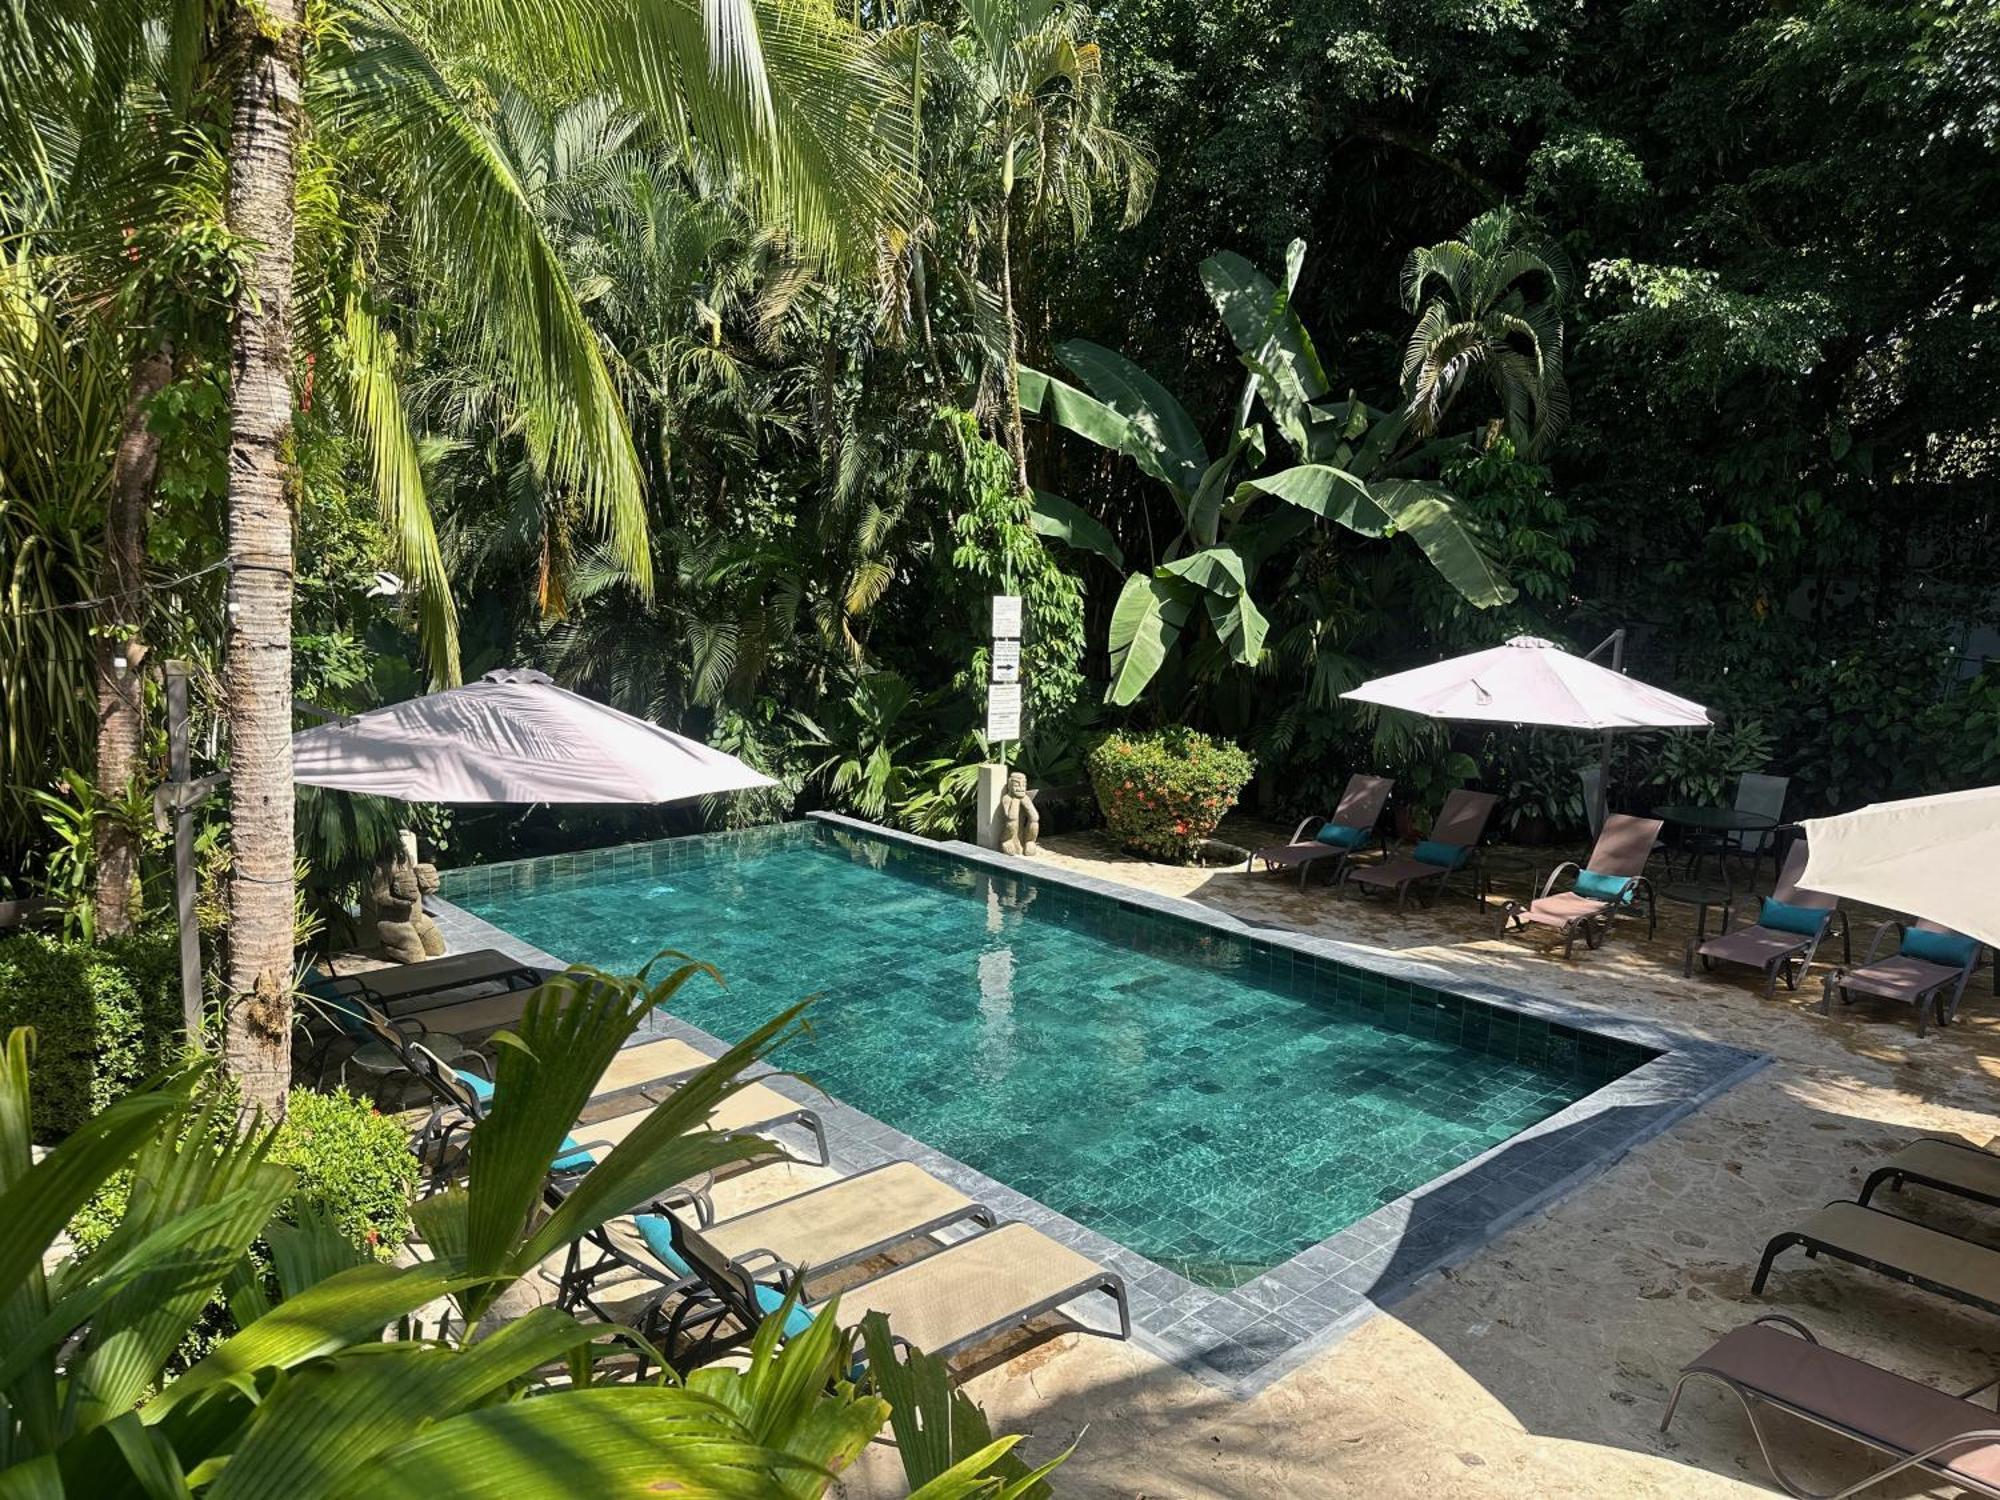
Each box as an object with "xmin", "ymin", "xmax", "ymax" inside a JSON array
[{"xmin": 429, "ymin": 814, "xmax": 1766, "ymax": 1398}]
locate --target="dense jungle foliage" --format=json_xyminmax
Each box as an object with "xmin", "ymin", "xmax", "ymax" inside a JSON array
[{"xmin": 4, "ymin": 0, "xmax": 1997, "ymax": 900}]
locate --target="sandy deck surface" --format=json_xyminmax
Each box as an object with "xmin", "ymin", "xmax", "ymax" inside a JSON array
[{"xmin": 805, "ymin": 821, "xmax": 2000, "ymax": 1499}]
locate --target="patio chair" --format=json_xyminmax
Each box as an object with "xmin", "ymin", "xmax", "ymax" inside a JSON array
[
  {"xmin": 1661, "ymin": 1314, "xmax": 2000, "ymax": 1499},
  {"xmin": 1679, "ymin": 772, "xmax": 1789, "ymax": 880},
  {"xmin": 1244, "ymin": 774, "xmax": 1394, "ymax": 888},
  {"xmin": 1860, "ymin": 1137, "xmax": 2000, "ymax": 1217},
  {"xmin": 664, "ymin": 1215, "xmax": 1129, "ymax": 1370},
  {"xmin": 1682, "ymin": 841, "xmax": 1850, "ymax": 997},
  {"xmin": 1822, "ymin": 919, "xmax": 1986, "ymax": 1035},
  {"xmin": 1344, "ymin": 789, "xmax": 1499, "ymax": 910},
  {"xmin": 557, "ymin": 1162, "xmax": 995, "ymax": 1345},
  {"xmin": 1752, "ymin": 1199, "xmax": 2000, "ymax": 1317},
  {"xmin": 1495, "ymin": 814, "xmax": 1662, "ymax": 958}
]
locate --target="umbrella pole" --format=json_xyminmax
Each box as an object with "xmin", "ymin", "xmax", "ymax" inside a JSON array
[{"xmin": 1585, "ymin": 629, "xmax": 1627, "ymax": 831}]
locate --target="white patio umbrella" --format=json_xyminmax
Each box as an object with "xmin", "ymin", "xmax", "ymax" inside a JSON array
[
  {"xmin": 291, "ymin": 668, "xmax": 774, "ymax": 804},
  {"xmin": 1801, "ymin": 787, "xmax": 2000, "ymax": 948},
  {"xmin": 1340, "ymin": 634, "xmax": 1711, "ymax": 826}
]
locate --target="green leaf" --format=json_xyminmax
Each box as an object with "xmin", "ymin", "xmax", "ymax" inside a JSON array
[
  {"xmin": 1018, "ymin": 365, "xmax": 1173, "ymax": 493},
  {"xmin": 1159, "ymin": 547, "xmax": 1248, "ymax": 597},
  {"xmin": 1205, "ymin": 589, "xmax": 1269, "ymax": 666},
  {"xmin": 1187, "ymin": 425, "xmax": 1263, "ymax": 546},
  {"xmin": 1027, "ymin": 490, "xmax": 1123, "ymax": 568},
  {"xmin": 1370, "ymin": 480, "xmax": 1516, "ymax": 607},
  {"xmin": 1201, "ymin": 246, "xmax": 1328, "ymax": 450},
  {"xmin": 1105, "ymin": 573, "xmax": 1192, "ymax": 707},
  {"xmin": 1054, "ymin": 340, "xmax": 1208, "ymax": 495},
  {"xmin": 1233, "ymin": 466, "xmax": 1393, "ymax": 533}
]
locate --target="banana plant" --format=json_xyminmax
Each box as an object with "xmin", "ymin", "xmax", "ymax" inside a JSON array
[
  {"xmin": 0, "ymin": 958, "xmax": 1064, "ymax": 1497},
  {"xmin": 1021, "ymin": 239, "xmax": 1516, "ymax": 706}
]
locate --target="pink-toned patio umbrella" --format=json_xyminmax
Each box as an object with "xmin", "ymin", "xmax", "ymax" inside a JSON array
[
  {"xmin": 291, "ymin": 668, "xmax": 774, "ymax": 804},
  {"xmin": 1340, "ymin": 634, "xmax": 1711, "ymax": 825},
  {"xmin": 1802, "ymin": 786, "xmax": 2000, "ymax": 948}
]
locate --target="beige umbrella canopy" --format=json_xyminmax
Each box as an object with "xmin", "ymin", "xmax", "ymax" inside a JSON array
[
  {"xmin": 291, "ymin": 668, "xmax": 774, "ymax": 804},
  {"xmin": 1340, "ymin": 635, "xmax": 1711, "ymax": 730},
  {"xmin": 1802, "ymin": 787, "xmax": 2000, "ymax": 948}
]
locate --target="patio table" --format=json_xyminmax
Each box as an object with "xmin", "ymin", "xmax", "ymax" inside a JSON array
[{"xmin": 1652, "ymin": 805, "xmax": 1778, "ymax": 886}]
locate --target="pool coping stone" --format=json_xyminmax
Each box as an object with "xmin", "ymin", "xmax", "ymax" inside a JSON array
[{"xmin": 428, "ymin": 811, "xmax": 1766, "ymax": 1398}]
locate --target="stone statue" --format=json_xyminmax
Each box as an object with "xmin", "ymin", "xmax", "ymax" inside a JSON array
[
  {"xmin": 369, "ymin": 831, "xmax": 447, "ymax": 964},
  {"xmin": 999, "ymin": 772, "xmax": 1040, "ymax": 857}
]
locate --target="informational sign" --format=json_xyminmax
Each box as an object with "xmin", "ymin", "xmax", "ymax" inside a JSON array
[
  {"xmin": 991, "ymin": 594, "xmax": 1023, "ymax": 640},
  {"xmin": 990, "ymin": 636, "xmax": 1021, "ymax": 684},
  {"xmin": 985, "ymin": 681, "xmax": 1023, "ymax": 742}
]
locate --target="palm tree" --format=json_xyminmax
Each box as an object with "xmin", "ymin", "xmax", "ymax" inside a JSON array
[
  {"xmin": 1399, "ymin": 205, "xmax": 1572, "ymax": 455},
  {"xmin": 911, "ymin": 0, "xmax": 1152, "ymax": 493}
]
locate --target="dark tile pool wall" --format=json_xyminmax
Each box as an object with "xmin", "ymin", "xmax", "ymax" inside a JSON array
[{"xmin": 442, "ymin": 820, "xmax": 1655, "ymax": 1093}]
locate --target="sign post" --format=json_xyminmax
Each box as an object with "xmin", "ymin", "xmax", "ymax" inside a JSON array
[{"xmin": 978, "ymin": 595, "xmax": 1025, "ymax": 848}]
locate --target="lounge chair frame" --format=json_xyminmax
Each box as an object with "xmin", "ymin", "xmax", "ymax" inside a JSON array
[
  {"xmin": 1661, "ymin": 1313, "xmax": 2000, "ymax": 1500},
  {"xmin": 1860, "ymin": 1137, "xmax": 2000, "ymax": 1215},
  {"xmin": 1244, "ymin": 775, "xmax": 1394, "ymax": 889},
  {"xmin": 1752, "ymin": 1198, "xmax": 2000, "ymax": 1317},
  {"xmin": 1496, "ymin": 861, "xmax": 1657, "ymax": 958},
  {"xmin": 663, "ymin": 1217, "xmax": 1130, "ymax": 1372},
  {"xmin": 1683, "ymin": 843, "xmax": 1851, "ymax": 997},
  {"xmin": 1344, "ymin": 789, "xmax": 1499, "ymax": 911},
  {"xmin": 316, "ymin": 948, "xmax": 548, "ymax": 1017},
  {"xmin": 1822, "ymin": 920, "xmax": 1985, "ymax": 1035}
]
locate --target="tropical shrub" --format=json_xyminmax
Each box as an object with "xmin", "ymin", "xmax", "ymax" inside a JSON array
[
  {"xmin": 1646, "ymin": 718, "xmax": 1777, "ymax": 807},
  {"xmin": 0, "ymin": 926, "xmax": 182, "ymax": 1141},
  {"xmin": 1089, "ymin": 728, "xmax": 1254, "ymax": 861},
  {"xmin": 267, "ymin": 1086, "xmax": 420, "ymax": 1254}
]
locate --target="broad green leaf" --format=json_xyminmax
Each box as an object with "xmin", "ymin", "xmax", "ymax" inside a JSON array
[
  {"xmin": 1233, "ymin": 466, "xmax": 1392, "ymax": 534},
  {"xmin": 1187, "ymin": 425, "xmax": 1264, "ymax": 546},
  {"xmin": 102, "ymin": 1413, "xmax": 189, "ymax": 1500},
  {"xmin": 1205, "ymin": 589, "xmax": 1270, "ymax": 666},
  {"xmin": 1202, "ymin": 246, "xmax": 1329, "ymax": 451},
  {"xmin": 1105, "ymin": 573, "xmax": 1193, "ymax": 706},
  {"xmin": 205, "ymin": 1308, "xmax": 600, "ymax": 1500},
  {"xmin": 1159, "ymin": 547, "xmax": 1248, "ymax": 597},
  {"xmin": 1018, "ymin": 365, "xmax": 1174, "ymax": 493},
  {"xmin": 317, "ymin": 1387, "xmax": 813, "ymax": 1500},
  {"xmin": 0, "ymin": 1453, "xmax": 62, "ymax": 1500},
  {"xmin": 1054, "ymin": 340, "xmax": 1208, "ymax": 496},
  {"xmin": 262, "ymin": 1208, "xmax": 373, "ymax": 1303},
  {"xmin": 1027, "ymin": 490, "xmax": 1123, "ymax": 567},
  {"xmin": 1371, "ymin": 481, "xmax": 1517, "ymax": 607}
]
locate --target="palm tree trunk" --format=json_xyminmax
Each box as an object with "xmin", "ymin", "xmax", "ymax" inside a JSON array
[
  {"xmin": 996, "ymin": 187, "xmax": 1032, "ymax": 496},
  {"xmin": 221, "ymin": 0, "xmax": 305, "ymax": 1118},
  {"xmin": 91, "ymin": 345, "xmax": 174, "ymax": 939}
]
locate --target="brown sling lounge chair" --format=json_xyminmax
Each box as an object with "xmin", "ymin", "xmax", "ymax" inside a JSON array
[
  {"xmin": 1344, "ymin": 789, "xmax": 1499, "ymax": 910},
  {"xmin": 1245, "ymin": 774, "xmax": 1394, "ymax": 888},
  {"xmin": 1663, "ymin": 1314, "xmax": 2000, "ymax": 1498},
  {"xmin": 1683, "ymin": 842, "xmax": 1849, "ymax": 997},
  {"xmin": 1753, "ymin": 1199, "xmax": 2000, "ymax": 1317},
  {"xmin": 1495, "ymin": 814, "xmax": 1660, "ymax": 958},
  {"xmin": 1822, "ymin": 918, "xmax": 1986, "ymax": 1035}
]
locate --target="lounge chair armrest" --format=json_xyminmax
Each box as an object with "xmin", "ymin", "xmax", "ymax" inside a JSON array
[
  {"xmin": 1540, "ymin": 862, "xmax": 1581, "ymax": 899},
  {"xmin": 1861, "ymin": 919, "xmax": 1904, "ymax": 964},
  {"xmin": 1289, "ymin": 817, "xmax": 1319, "ymax": 844},
  {"xmin": 1748, "ymin": 1313, "xmax": 1819, "ymax": 1343}
]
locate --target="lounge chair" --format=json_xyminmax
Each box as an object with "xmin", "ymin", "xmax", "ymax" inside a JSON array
[
  {"xmin": 1245, "ymin": 774, "xmax": 1395, "ymax": 888},
  {"xmin": 558, "ymin": 1162, "xmax": 995, "ymax": 1341},
  {"xmin": 1683, "ymin": 841, "xmax": 1849, "ymax": 997},
  {"xmin": 668, "ymin": 1216, "xmax": 1129, "ymax": 1368},
  {"xmin": 1752, "ymin": 1199, "xmax": 2000, "ymax": 1317},
  {"xmin": 1861, "ymin": 1137, "xmax": 2000, "ymax": 1215},
  {"xmin": 1822, "ymin": 919, "xmax": 1986, "ymax": 1035},
  {"xmin": 1344, "ymin": 789, "xmax": 1498, "ymax": 910},
  {"xmin": 314, "ymin": 947, "xmax": 550, "ymax": 1016},
  {"xmin": 1495, "ymin": 814, "xmax": 1661, "ymax": 958},
  {"xmin": 1662, "ymin": 1314, "xmax": 2000, "ymax": 1498}
]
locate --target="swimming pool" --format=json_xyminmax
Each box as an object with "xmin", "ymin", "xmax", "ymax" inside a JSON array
[{"xmin": 444, "ymin": 820, "xmax": 1655, "ymax": 1290}]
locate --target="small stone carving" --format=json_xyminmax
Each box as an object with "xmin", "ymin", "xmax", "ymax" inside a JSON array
[
  {"xmin": 369, "ymin": 832, "xmax": 446, "ymax": 964},
  {"xmin": 999, "ymin": 771, "xmax": 1041, "ymax": 857}
]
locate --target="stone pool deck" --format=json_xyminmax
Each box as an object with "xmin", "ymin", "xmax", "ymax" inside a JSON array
[{"xmin": 833, "ymin": 821, "xmax": 2000, "ymax": 1498}]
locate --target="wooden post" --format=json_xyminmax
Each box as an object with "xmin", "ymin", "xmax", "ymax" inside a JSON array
[{"xmin": 166, "ymin": 662, "xmax": 203, "ymax": 1041}]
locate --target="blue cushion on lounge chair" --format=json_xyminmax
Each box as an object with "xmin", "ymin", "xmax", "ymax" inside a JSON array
[
  {"xmin": 550, "ymin": 1137, "xmax": 596, "ymax": 1174},
  {"xmin": 633, "ymin": 1215, "xmax": 695, "ymax": 1279},
  {"xmin": 1315, "ymin": 822, "xmax": 1368, "ymax": 849},
  {"xmin": 1573, "ymin": 869, "xmax": 1635, "ymax": 904},
  {"xmin": 1413, "ymin": 840, "xmax": 1469, "ymax": 871},
  {"xmin": 753, "ymin": 1284, "xmax": 818, "ymax": 1339},
  {"xmin": 1901, "ymin": 927, "xmax": 1979, "ymax": 968},
  {"xmin": 1758, "ymin": 898, "xmax": 1827, "ymax": 937},
  {"xmin": 457, "ymin": 1070, "xmax": 495, "ymax": 1103}
]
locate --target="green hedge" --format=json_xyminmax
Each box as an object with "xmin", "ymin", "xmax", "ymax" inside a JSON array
[
  {"xmin": 267, "ymin": 1087, "xmax": 420, "ymax": 1254},
  {"xmin": 1088, "ymin": 727, "xmax": 1255, "ymax": 862},
  {"xmin": 0, "ymin": 928, "xmax": 184, "ymax": 1142}
]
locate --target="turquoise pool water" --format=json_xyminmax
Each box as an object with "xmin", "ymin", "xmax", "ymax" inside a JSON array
[{"xmin": 447, "ymin": 825, "xmax": 1650, "ymax": 1288}]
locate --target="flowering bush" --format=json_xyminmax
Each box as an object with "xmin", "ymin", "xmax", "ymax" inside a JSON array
[{"xmin": 1087, "ymin": 727, "xmax": 1255, "ymax": 862}]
